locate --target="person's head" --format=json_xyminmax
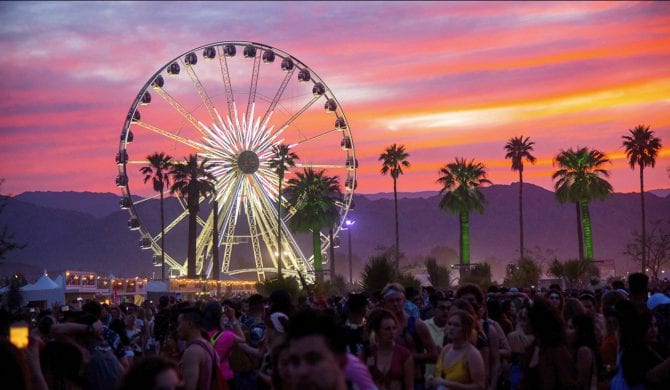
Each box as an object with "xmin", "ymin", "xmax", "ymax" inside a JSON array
[
  {"xmin": 248, "ymin": 294, "xmax": 265, "ymax": 315},
  {"xmin": 286, "ymin": 309, "xmax": 348, "ymax": 390},
  {"xmin": 611, "ymin": 280, "xmax": 625, "ymax": 291},
  {"xmin": 579, "ymin": 292, "xmax": 597, "ymax": 316},
  {"xmin": 430, "ymin": 291, "xmax": 452, "ymax": 325},
  {"xmin": 347, "ymin": 293, "xmax": 368, "ymax": 319},
  {"xmin": 528, "ymin": 298, "xmax": 566, "ymax": 347},
  {"xmin": 567, "ymin": 314, "xmax": 597, "ymax": 351},
  {"xmin": 562, "ymin": 297, "xmax": 586, "ymax": 323},
  {"xmin": 367, "ymin": 308, "xmax": 398, "ymax": 344},
  {"xmin": 159, "ymin": 295, "xmax": 170, "ymax": 308},
  {"xmin": 177, "ymin": 307, "xmax": 204, "ymax": 340},
  {"xmin": 202, "ymin": 301, "xmax": 223, "ymax": 331},
  {"xmin": 449, "ymin": 298, "xmax": 477, "ymax": 320},
  {"xmin": 446, "ymin": 309, "xmax": 475, "ymax": 344},
  {"xmin": 270, "ymin": 290, "xmax": 293, "ymax": 316},
  {"xmin": 381, "ymin": 283, "xmax": 406, "ymax": 317},
  {"xmin": 118, "ymin": 356, "xmax": 181, "ymax": 390},
  {"xmin": 628, "ymin": 273, "xmax": 649, "ymax": 300},
  {"xmin": 545, "ymin": 289, "xmax": 563, "ymax": 309},
  {"xmin": 455, "ymin": 284, "xmax": 484, "ymax": 311},
  {"xmin": 82, "ymin": 300, "xmax": 103, "ymax": 320},
  {"xmin": 40, "ymin": 341, "xmax": 85, "ymax": 389}
]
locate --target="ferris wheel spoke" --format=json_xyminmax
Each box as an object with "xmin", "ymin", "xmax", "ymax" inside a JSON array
[
  {"xmin": 246, "ymin": 53, "xmax": 262, "ymax": 125},
  {"xmin": 221, "ymin": 178, "xmax": 244, "ymax": 273},
  {"xmin": 194, "ymin": 209, "xmax": 214, "ymax": 275},
  {"xmin": 162, "ymin": 208, "xmax": 190, "ymax": 236},
  {"xmin": 216, "ymin": 46, "xmax": 235, "ymax": 120},
  {"xmin": 152, "ymin": 87, "xmax": 208, "ymax": 138},
  {"xmin": 181, "ymin": 59, "xmax": 220, "ymax": 127},
  {"xmin": 260, "ymin": 67, "xmax": 295, "ymax": 128},
  {"xmin": 134, "ymin": 120, "xmax": 204, "ymax": 151},
  {"xmin": 294, "ymin": 163, "xmax": 346, "ymax": 169},
  {"xmin": 288, "ymin": 128, "xmax": 339, "ymax": 148},
  {"xmin": 264, "ymin": 95, "xmax": 321, "ymax": 145},
  {"xmin": 131, "ymin": 192, "xmax": 160, "ymax": 205}
]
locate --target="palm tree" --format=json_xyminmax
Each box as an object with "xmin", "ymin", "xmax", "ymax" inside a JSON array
[
  {"xmin": 169, "ymin": 154, "xmax": 216, "ymax": 279},
  {"xmin": 622, "ymin": 125, "xmax": 663, "ymax": 273},
  {"xmin": 286, "ymin": 168, "xmax": 342, "ymax": 282},
  {"xmin": 140, "ymin": 152, "xmax": 173, "ymax": 281},
  {"xmin": 504, "ymin": 136, "xmax": 536, "ymax": 261},
  {"xmin": 437, "ymin": 158, "xmax": 491, "ymax": 272},
  {"xmin": 268, "ymin": 144, "xmax": 299, "ymax": 278},
  {"xmin": 379, "ymin": 144, "xmax": 410, "ymax": 271},
  {"xmin": 552, "ymin": 147, "xmax": 613, "ymax": 260}
]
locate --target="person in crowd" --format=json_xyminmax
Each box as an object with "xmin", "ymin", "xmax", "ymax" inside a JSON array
[
  {"xmin": 562, "ymin": 297, "xmax": 586, "ymax": 324},
  {"xmin": 545, "ymin": 289, "xmax": 564, "ymax": 311},
  {"xmin": 177, "ymin": 307, "xmax": 222, "ymax": 390},
  {"xmin": 343, "ymin": 292, "xmax": 369, "ymax": 356},
  {"xmin": 363, "ymin": 307, "xmax": 414, "ymax": 390},
  {"xmin": 449, "ymin": 298, "xmax": 490, "ymax": 385},
  {"xmin": 506, "ymin": 304, "xmax": 534, "ymax": 390},
  {"xmin": 118, "ymin": 356, "xmax": 183, "ymax": 390},
  {"xmin": 566, "ymin": 314, "xmax": 600, "ymax": 390},
  {"xmin": 579, "ymin": 292, "xmax": 606, "ymax": 343},
  {"xmin": 522, "ymin": 297, "xmax": 577, "ymax": 390},
  {"xmin": 285, "ymin": 309, "xmax": 350, "ymax": 390},
  {"xmin": 628, "ymin": 273, "xmax": 649, "ymax": 310},
  {"xmin": 39, "ymin": 340, "xmax": 87, "ymax": 390},
  {"xmin": 428, "ymin": 309, "xmax": 485, "ymax": 390},
  {"xmin": 153, "ymin": 295, "xmax": 172, "ymax": 355},
  {"xmin": 382, "ymin": 282, "xmax": 438, "ymax": 389},
  {"xmin": 82, "ymin": 300, "xmax": 129, "ymax": 369},
  {"xmin": 611, "ymin": 299, "xmax": 669, "ymax": 389},
  {"xmin": 456, "ymin": 284, "xmax": 503, "ymax": 390},
  {"xmin": 203, "ymin": 301, "xmax": 238, "ymax": 388},
  {"xmin": 424, "ymin": 291, "xmax": 450, "ymax": 379},
  {"xmin": 235, "ymin": 293, "xmax": 266, "ymax": 389}
]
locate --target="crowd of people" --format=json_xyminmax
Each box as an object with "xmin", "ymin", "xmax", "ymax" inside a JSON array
[{"xmin": 2, "ymin": 272, "xmax": 670, "ymax": 390}]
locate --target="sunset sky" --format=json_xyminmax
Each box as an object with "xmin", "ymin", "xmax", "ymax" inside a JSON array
[{"xmin": 1, "ymin": 1, "xmax": 669, "ymax": 197}]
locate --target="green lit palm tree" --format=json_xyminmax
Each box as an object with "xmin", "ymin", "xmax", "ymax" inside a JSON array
[
  {"xmin": 622, "ymin": 125, "xmax": 663, "ymax": 273},
  {"xmin": 140, "ymin": 152, "xmax": 173, "ymax": 280},
  {"xmin": 504, "ymin": 136, "xmax": 537, "ymax": 261},
  {"xmin": 286, "ymin": 168, "xmax": 342, "ymax": 282},
  {"xmin": 552, "ymin": 147, "xmax": 613, "ymax": 260},
  {"xmin": 268, "ymin": 144, "xmax": 299, "ymax": 278},
  {"xmin": 379, "ymin": 144, "xmax": 410, "ymax": 271},
  {"xmin": 437, "ymin": 158, "xmax": 491, "ymax": 272},
  {"xmin": 169, "ymin": 154, "xmax": 216, "ymax": 279}
]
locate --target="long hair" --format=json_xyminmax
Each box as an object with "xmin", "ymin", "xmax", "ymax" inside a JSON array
[{"xmin": 528, "ymin": 298, "xmax": 566, "ymax": 348}]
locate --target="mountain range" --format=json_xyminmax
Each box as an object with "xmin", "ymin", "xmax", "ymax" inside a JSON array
[{"xmin": 1, "ymin": 184, "xmax": 669, "ymax": 282}]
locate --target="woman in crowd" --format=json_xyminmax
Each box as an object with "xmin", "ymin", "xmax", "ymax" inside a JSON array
[
  {"xmin": 545, "ymin": 289, "xmax": 564, "ymax": 312},
  {"xmin": 506, "ymin": 304, "xmax": 534, "ymax": 390},
  {"xmin": 363, "ymin": 307, "xmax": 414, "ymax": 390},
  {"xmin": 428, "ymin": 309, "xmax": 485, "ymax": 390},
  {"xmin": 562, "ymin": 297, "xmax": 586, "ymax": 325},
  {"xmin": 523, "ymin": 298, "xmax": 577, "ymax": 389},
  {"xmin": 567, "ymin": 314, "xmax": 600, "ymax": 390},
  {"xmin": 203, "ymin": 301, "xmax": 238, "ymax": 389}
]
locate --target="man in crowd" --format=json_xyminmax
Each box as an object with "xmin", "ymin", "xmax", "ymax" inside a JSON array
[
  {"xmin": 177, "ymin": 307, "xmax": 220, "ymax": 390},
  {"xmin": 423, "ymin": 290, "xmax": 450, "ymax": 379}
]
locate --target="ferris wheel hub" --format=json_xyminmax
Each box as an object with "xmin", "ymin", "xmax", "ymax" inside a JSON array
[{"xmin": 237, "ymin": 150, "xmax": 260, "ymax": 174}]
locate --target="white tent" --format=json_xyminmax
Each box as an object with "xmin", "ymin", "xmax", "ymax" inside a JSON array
[{"xmin": 22, "ymin": 273, "xmax": 64, "ymax": 307}]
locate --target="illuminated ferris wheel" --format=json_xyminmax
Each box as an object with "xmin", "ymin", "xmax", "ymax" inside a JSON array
[{"xmin": 115, "ymin": 41, "xmax": 356, "ymax": 282}]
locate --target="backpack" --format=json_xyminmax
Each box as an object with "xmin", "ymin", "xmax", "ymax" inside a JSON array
[{"xmin": 191, "ymin": 339, "xmax": 229, "ymax": 390}]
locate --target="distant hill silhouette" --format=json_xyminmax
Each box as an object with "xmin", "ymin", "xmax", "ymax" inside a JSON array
[{"xmin": 2, "ymin": 184, "xmax": 669, "ymax": 281}]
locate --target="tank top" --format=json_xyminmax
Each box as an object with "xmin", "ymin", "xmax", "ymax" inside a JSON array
[{"xmin": 434, "ymin": 345, "xmax": 472, "ymax": 384}]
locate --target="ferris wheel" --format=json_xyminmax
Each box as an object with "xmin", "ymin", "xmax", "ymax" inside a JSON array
[{"xmin": 115, "ymin": 41, "xmax": 356, "ymax": 282}]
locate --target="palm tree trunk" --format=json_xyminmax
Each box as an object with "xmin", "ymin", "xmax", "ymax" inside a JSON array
[
  {"xmin": 576, "ymin": 202, "xmax": 584, "ymax": 261},
  {"xmin": 212, "ymin": 199, "xmax": 220, "ymax": 282},
  {"xmin": 187, "ymin": 196, "xmax": 197, "ymax": 279},
  {"xmin": 160, "ymin": 189, "xmax": 166, "ymax": 281},
  {"xmin": 393, "ymin": 176, "xmax": 400, "ymax": 272},
  {"xmin": 313, "ymin": 229, "xmax": 323, "ymax": 282},
  {"xmin": 640, "ymin": 165, "xmax": 647, "ymax": 273},
  {"xmin": 460, "ymin": 211, "xmax": 470, "ymax": 265},
  {"xmin": 580, "ymin": 200, "xmax": 594, "ymax": 260},
  {"xmin": 277, "ymin": 176, "xmax": 283, "ymax": 278},
  {"xmin": 329, "ymin": 227, "xmax": 335, "ymax": 280},
  {"xmin": 518, "ymin": 169, "xmax": 524, "ymax": 261}
]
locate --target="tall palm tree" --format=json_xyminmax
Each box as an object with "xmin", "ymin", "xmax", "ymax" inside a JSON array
[
  {"xmin": 622, "ymin": 125, "xmax": 663, "ymax": 273},
  {"xmin": 437, "ymin": 158, "xmax": 491, "ymax": 272},
  {"xmin": 286, "ymin": 168, "xmax": 342, "ymax": 282},
  {"xmin": 552, "ymin": 147, "xmax": 613, "ymax": 260},
  {"xmin": 504, "ymin": 136, "xmax": 536, "ymax": 261},
  {"xmin": 169, "ymin": 154, "xmax": 216, "ymax": 279},
  {"xmin": 379, "ymin": 144, "xmax": 410, "ymax": 271},
  {"xmin": 268, "ymin": 144, "xmax": 299, "ymax": 278},
  {"xmin": 140, "ymin": 152, "xmax": 173, "ymax": 281}
]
